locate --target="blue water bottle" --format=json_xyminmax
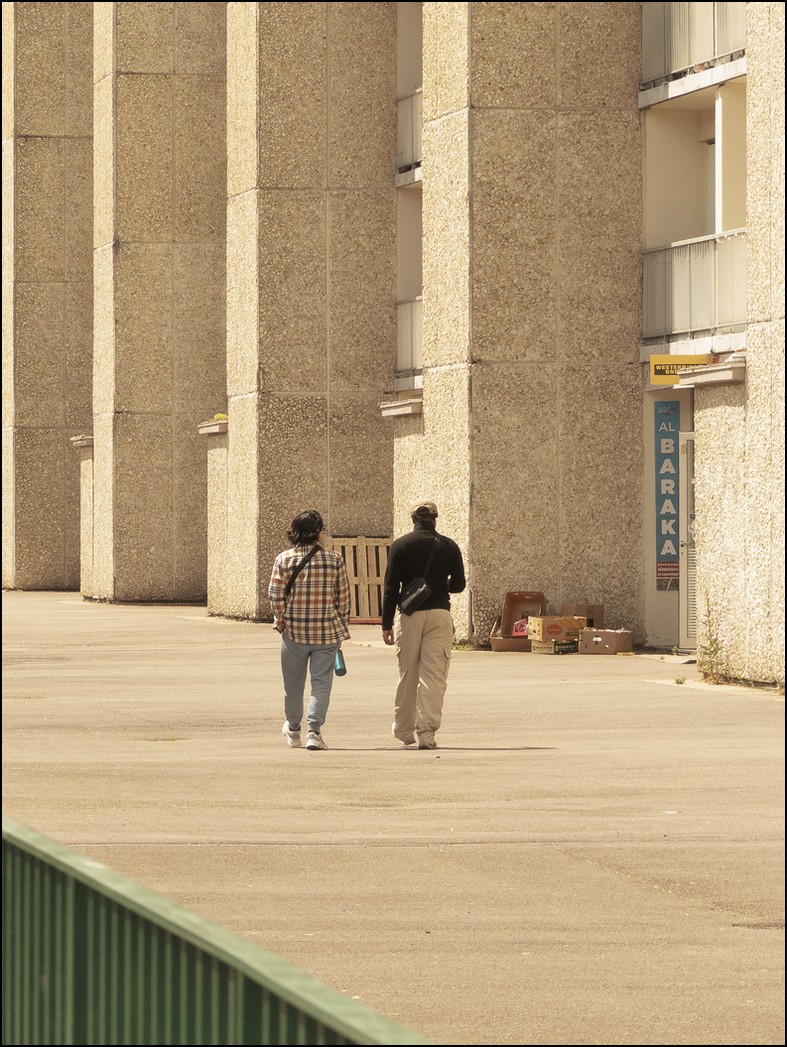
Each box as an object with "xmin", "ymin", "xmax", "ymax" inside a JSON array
[{"xmin": 334, "ymin": 649, "xmax": 347, "ymax": 676}]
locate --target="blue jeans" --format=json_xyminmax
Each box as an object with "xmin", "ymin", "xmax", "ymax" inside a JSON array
[{"xmin": 280, "ymin": 633, "xmax": 338, "ymax": 732}]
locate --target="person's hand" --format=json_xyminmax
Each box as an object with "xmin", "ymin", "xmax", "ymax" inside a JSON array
[
  {"xmin": 382, "ymin": 629, "xmax": 395, "ymax": 646},
  {"xmin": 274, "ymin": 620, "xmax": 285, "ymax": 633}
]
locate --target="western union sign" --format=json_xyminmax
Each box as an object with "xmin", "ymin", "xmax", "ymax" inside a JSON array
[{"xmin": 649, "ymin": 354, "xmax": 713, "ymax": 385}]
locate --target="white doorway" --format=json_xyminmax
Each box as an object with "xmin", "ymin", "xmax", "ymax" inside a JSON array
[{"xmin": 679, "ymin": 431, "xmax": 697, "ymax": 651}]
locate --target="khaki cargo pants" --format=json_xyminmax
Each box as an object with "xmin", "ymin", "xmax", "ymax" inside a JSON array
[{"xmin": 393, "ymin": 608, "xmax": 454, "ymax": 745}]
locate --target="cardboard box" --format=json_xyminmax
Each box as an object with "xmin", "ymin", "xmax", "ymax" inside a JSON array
[
  {"xmin": 561, "ymin": 602, "xmax": 604, "ymax": 628},
  {"xmin": 500, "ymin": 591, "xmax": 545, "ymax": 637},
  {"xmin": 579, "ymin": 628, "xmax": 633, "ymax": 654},
  {"xmin": 532, "ymin": 639, "xmax": 579, "ymax": 655},
  {"xmin": 490, "ymin": 617, "xmax": 532, "ymax": 652},
  {"xmin": 528, "ymin": 615, "xmax": 587, "ymax": 642}
]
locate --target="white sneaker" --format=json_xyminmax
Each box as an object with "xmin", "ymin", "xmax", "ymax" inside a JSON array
[
  {"xmin": 282, "ymin": 722, "xmax": 301, "ymax": 748},
  {"xmin": 306, "ymin": 731, "xmax": 327, "ymax": 750}
]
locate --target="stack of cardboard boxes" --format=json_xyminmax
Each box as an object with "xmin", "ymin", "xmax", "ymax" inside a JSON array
[{"xmin": 489, "ymin": 594, "xmax": 633, "ymax": 655}]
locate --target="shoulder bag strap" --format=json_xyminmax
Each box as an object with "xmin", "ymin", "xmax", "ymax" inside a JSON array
[
  {"xmin": 422, "ymin": 535, "xmax": 440, "ymax": 579},
  {"xmin": 284, "ymin": 544, "xmax": 320, "ymax": 600}
]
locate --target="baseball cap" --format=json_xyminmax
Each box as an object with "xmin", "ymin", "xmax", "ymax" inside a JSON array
[{"xmin": 411, "ymin": 500, "xmax": 438, "ymax": 517}]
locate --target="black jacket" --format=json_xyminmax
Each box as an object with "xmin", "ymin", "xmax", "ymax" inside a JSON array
[{"xmin": 381, "ymin": 524, "xmax": 466, "ymax": 629}]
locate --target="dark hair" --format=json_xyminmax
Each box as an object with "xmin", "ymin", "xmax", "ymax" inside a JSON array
[{"xmin": 287, "ymin": 509, "xmax": 324, "ymax": 547}]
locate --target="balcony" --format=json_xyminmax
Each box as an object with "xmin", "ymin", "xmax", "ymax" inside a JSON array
[
  {"xmin": 643, "ymin": 229, "xmax": 746, "ymax": 340},
  {"xmin": 396, "ymin": 89, "xmax": 422, "ymax": 187},
  {"xmin": 642, "ymin": 1, "xmax": 746, "ymax": 85},
  {"xmin": 380, "ymin": 297, "xmax": 423, "ymax": 416},
  {"xmin": 395, "ymin": 296, "xmax": 423, "ymax": 388}
]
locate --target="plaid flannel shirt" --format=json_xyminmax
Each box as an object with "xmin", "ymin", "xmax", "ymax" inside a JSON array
[{"xmin": 268, "ymin": 545, "xmax": 351, "ymax": 645}]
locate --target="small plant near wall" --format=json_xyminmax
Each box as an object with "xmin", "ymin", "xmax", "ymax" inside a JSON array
[
  {"xmin": 697, "ymin": 590, "xmax": 727, "ymax": 684},
  {"xmin": 213, "ymin": 412, "xmax": 227, "ymax": 421}
]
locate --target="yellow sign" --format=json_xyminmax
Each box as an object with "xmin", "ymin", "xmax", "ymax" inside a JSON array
[{"xmin": 649, "ymin": 354, "xmax": 714, "ymax": 385}]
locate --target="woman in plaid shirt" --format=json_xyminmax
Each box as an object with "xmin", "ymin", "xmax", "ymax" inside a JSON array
[{"xmin": 268, "ymin": 509, "xmax": 351, "ymax": 750}]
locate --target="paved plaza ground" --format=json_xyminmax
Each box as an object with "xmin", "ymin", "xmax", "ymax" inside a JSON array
[{"xmin": 2, "ymin": 590, "xmax": 784, "ymax": 1045}]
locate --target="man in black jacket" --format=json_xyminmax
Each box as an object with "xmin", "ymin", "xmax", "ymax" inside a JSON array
[{"xmin": 382, "ymin": 501, "xmax": 466, "ymax": 749}]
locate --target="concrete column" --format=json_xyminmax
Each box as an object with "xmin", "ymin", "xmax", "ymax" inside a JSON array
[
  {"xmin": 223, "ymin": 2, "xmax": 396, "ymax": 619},
  {"xmin": 2, "ymin": 2, "xmax": 93, "ymax": 590},
  {"xmin": 691, "ymin": 1, "xmax": 785, "ymax": 685},
  {"xmin": 197, "ymin": 418, "xmax": 228, "ymax": 613},
  {"xmin": 417, "ymin": 2, "xmax": 472, "ymax": 637},
  {"xmin": 421, "ymin": 3, "xmax": 643, "ymax": 642},
  {"xmin": 741, "ymin": 2, "xmax": 785, "ymax": 686},
  {"xmin": 91, "ymin": 2, "xmax": 227, "ymax": 601},
  {"xmin": 70, "ymin": 434, "xmax": 95, "ymax": 596},
  {"xmin": 223, "ymin": 1, "xmax": 261, "ymax": 617}
]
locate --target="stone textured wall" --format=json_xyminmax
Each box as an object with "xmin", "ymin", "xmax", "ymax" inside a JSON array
[
  {"xmin": 414, "ymin": 4, "xmax": 472, "ymax": 629},
  {"xmin": 693, "ymin": 385, "xmax": 747, "ymax": 674},
  {"xmin": 747, "ymin": 2, "xmax": 785, "ymax": 685},
  {"xmin": 421, "ymin": 2, "xmax": 643, "ymax": 642},
  {"xmin": 692, "ymin": 3, "xmax": 785, "ymax": 685},
  {"xmin": 92, "ymin": 2, "xmax": 227, "ymax": 601},
  {"xmin": 224, "ymin": 1, "xmax": 261, "ymax": 617},
  {"xmin": 205, "ymin": 429, "xmax": 229, "ymax": 612},
  {"xmin": 2, "ymin": 2, "xmax": 93, "ymax": 590},
  {"xmin": 224, "ymin": 2, "xmax": 396, "ymax": 619}
]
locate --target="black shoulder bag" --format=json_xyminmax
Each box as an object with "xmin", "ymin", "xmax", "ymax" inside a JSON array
[{"xmin": 398, "ymin": 537, "xmax": 440, "ymax": 615}]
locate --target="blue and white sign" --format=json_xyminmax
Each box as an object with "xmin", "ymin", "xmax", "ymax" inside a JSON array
[{"xmin": 654, "ymin": 401, "xmax": 680, "ymax": 591}]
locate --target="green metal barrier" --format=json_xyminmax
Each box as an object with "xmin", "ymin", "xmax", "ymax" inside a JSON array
[{"xmin": 2, "ymin": 818, "xmax": 433, "ymax": 1046}]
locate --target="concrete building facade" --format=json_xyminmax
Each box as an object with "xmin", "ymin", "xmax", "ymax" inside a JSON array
[{"xmin": 3, "ymin": 3, "xmax": 784, "ymax": 686}]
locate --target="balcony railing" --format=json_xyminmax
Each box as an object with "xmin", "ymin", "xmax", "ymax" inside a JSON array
[
  {"xmin": 396, "ymin": 89, "xmax": 422, "ymax": 173},
  {"xmin": 643, "ymin": 229, "xmax": 746, "ymax": 339},
  {"xmin": 395, "ymin": 297, "xmax": 423, "ymax": 386},
  {"xmin": 642, "ymin": 2, "xmax": 746, "ymax": 84}
]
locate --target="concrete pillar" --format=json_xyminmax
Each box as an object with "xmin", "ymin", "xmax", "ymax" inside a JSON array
[
  {"xmin": 91, "ymin": 2, "xmax": 227, "ymax": 601},
  {"xmin": 741, "ymin": 1, "xmax": 785, "ymax": 686},
  {"xmin": 420, "ymin": 3, "xmax": 643, "ymax": 641},
  {"xmin": 70, "ymin": 433, "xmax": 95, "ymax": 596},
  {"xmin": 691, "ymin": 1, "xmax": 785, "ymax": 685},
  {"xmin": 197, "ymin": 417, "xmax": 228, "ymax": 613},
  {"xmin": 415, "ymin": 2, "xmax": 472, "ymax": 636},
  {"xmin": 222, "ymin": 2, "xmax": 396, "ymax": 619},
  {"xmin": 2, "ymin": 2, "xmax": 93, "ymax": 590}
]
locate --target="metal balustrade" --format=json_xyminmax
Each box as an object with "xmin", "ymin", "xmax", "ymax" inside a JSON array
[
  {"xmin": 3, "ymin": 817, "xmax": 431, "ymax": 1046},
  {"xmin": 642, "ymin": 230, "xmax": 746, "ymax": 338},
  {"xmin": 395, "ymin": 298, "xmax": 423, "ymax": 383},
  {"xmin": 642, "ymin": 2, "xmax": 746, "ymax": 84},
  {"xmin": 396, "ymin": 90, "xmax": 422, "ymax": 173}
]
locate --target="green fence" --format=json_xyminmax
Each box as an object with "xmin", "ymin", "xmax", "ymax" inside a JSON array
[{"xmin": 2, "ymin": 818, "xmax": 432, "ymax": 1046}]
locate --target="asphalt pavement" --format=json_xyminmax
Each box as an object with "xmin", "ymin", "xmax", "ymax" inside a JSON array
[{"xmin": 2, "ymin": 590, "xmax": 784, "ymax": 1046}]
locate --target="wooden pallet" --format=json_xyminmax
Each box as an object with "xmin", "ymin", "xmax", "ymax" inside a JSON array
[{"xmin": 328, "ymin": 537, "xmax": 390, "ymax": 622}]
